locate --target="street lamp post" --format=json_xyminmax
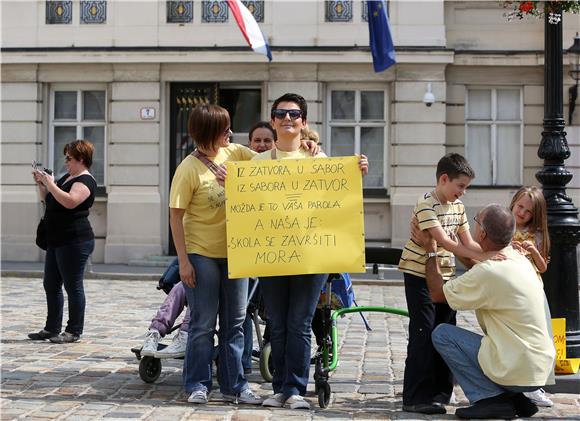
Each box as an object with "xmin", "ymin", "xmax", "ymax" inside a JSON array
[{"xmin": 536, "ymin": 14, "xmax": 580, "ymax": 358}]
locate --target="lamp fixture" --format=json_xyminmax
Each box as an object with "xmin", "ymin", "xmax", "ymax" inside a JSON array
[{"xmin": 568, "ymin": 32, "xmax": 580, "ymax": 125}]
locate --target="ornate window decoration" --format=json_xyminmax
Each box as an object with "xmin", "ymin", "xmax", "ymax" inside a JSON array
[
  {"xmin": 46, "ymin": 0, "xmax": 72, "ymax": 24},
  {"xmin": 362, "ymin": 0, "xmax": 368, "ymax": 22},
  {"xmin": 241, "ymin": 1, "xmax": 264, "ymax": 22},
  {"xmin": 362, "ymin": 1, "xmax": 389, "ymax": 22},
  {"xmin": 167, "ymin": 1, "xmax": 193, "ymax": 23},
  {"xmin": 80, "ymin": 1, "xmax": 107, "ymax": 24},
  {"xmin": 325, "ymin": 0, "xmax": 352, "ymax": 22},
  {"xmin": 202, "ymin": 0, "xmax": 228, "ymax": 23}
]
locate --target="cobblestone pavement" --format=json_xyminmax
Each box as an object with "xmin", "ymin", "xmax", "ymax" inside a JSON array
[{"xmin": 1, "ymin": 277, "xmax": 578, "ymax": 420}]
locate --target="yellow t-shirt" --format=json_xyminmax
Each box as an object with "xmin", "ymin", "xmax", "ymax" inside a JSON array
[
  {"xmin": 443, "ymin": 246, "xmax": 556, "ymax": 386},
  {"xmin": 398, "ymin": 192, "xmax": 469, "ymax": 280},
  {"xmin": 169, "ymin": 143, "xmax": 255, "ymax": 258},
  {"xmin": 251, "ymin": 147, "xmax": 327, "ymax": 161}
]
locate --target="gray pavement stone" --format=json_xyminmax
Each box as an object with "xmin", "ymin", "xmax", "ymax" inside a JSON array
[{"xmin": 1, "ymin": 277, "xmax": 578, "ymax": 420}]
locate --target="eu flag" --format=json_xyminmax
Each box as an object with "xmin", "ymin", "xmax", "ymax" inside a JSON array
[{"xmin": 367, "ymin": 0, "xmax": 396, "ymax": 72}]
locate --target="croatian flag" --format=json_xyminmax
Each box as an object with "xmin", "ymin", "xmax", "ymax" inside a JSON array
[
  {"xmin": 367, "ymin": 0, "xmax": 396, "ymax": 72},
  {"xmin": 227, "ymin": 0, "xmax": 272, "ymax": 61}
]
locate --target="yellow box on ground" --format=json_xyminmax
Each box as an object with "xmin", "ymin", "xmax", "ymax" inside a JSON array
[
  {"xmin": 225, "ymin": 156, "xmax": 366, "ymax": 278},
  {"xmin": 551, "ymin": 318, "xmax": 580, "ymax": 374}
]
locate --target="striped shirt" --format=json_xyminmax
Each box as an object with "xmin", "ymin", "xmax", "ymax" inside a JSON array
[{"xmin": 398, "ymin": 192, "xmax": 469, "ymax": 280}]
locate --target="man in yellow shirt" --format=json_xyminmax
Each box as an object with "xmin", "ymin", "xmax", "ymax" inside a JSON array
[{"xmin": 420, "ymin": 204, "xmax": 555, "ymax": 419}]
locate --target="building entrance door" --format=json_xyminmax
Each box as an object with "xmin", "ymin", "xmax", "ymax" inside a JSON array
[{"xmin": 168, "ymin": 82, "xmax": 262, "ymax": 255}]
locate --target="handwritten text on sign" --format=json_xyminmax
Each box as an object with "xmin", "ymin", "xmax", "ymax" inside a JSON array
[{"xmin": 225, "ymin": 156, "xmax": 365, "ymax": 278}]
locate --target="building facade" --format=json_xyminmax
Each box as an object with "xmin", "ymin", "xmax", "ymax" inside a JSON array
[{"xmin": 2, "ymin": 0, "xmax": 579, "ymax": 263}]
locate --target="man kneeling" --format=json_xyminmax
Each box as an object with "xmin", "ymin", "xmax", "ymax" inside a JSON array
[{"xmin": 420, "ymin": 204, "xmax": 555, "ymax": 419}]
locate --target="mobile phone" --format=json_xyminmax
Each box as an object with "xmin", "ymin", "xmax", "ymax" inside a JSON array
[{"xmin": 32, "ymin": 160, "xmax": 53, "ymax": 175}]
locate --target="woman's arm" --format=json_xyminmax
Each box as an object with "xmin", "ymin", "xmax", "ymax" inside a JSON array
[
  {"xmin": 37, "ymin": 171, "xmax": 91, "ymax": 209},
  {"xmin": 521, "ymin": 240, "xmax": 548, "ymax": 273},
  {"xmin": 170, "ymin": 207, "xmax": 197, "ymax": 288},
  {"xmin": 32, "ymin": 171, "xmax": 47, "ymax": 202}
]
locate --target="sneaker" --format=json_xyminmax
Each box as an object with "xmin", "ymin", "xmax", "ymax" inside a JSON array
[
  {"xmin": 141, "ymin": 330, "xmax": 160, "ymax": 357},
  {"xmin": 513, "ymin": 393, "xmax": 539, "ymax": 417},
  {"xmin": 49, "ymin": 332, "xmax": 80, "ymax": 344},
  {"xmin": 524, "ymin": 388, "xmax": 553, "ymax": 407},
  {"xmin": 284, "ymin": 395, "xmax": 310, "ymax": 410},
  {"xmin": 188, "ymin": 389, "xmax": 208, "ymax": 404},
  {"xmin": 224, "ymin": 388, "xmax": 262, "ymax": 405},
  {"xmin": 28, "ymin": 329, "xmax": 58, "ymax": 340},
  {"xmin": 154, "ymin": 330, "xmax": 187, "ymax": 359},
  {"xmin": 262, "ymin": 393, "xmax": 285, "ymax": 408}
]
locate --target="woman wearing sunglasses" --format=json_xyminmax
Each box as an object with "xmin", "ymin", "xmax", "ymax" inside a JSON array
[
  {"xmin": 257, "ymin": 93, "xmax": 368, "ymax": 410},
  {"xmin": 28, "ymin": 140, "xmax": 97, "ymax": 344}
]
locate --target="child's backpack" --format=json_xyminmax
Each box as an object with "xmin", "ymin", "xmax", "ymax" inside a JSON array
[
  {"xmin": 319, "ymin": 273, "xmax": 355, "ymax": 309},
  {"xmin": 157, "ymin": 258, "xmax": 180, "ymax": 294}
]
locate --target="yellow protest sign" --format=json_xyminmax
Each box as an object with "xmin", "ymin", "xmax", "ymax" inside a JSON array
[
  {"xmin": 225, "ymin": 156, "xmax": 366, "ymax": 278},
  {"xmin": 551, "ymin": 318, "xmax": 580, "ymax": 374},
  {"xmin": 552, "ymin": 318, "xmax": 567, "ymax": 361}
]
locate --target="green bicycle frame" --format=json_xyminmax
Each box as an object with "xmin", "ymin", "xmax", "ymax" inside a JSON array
[{"xmin": 322, "ymin": 306, "xmax": 410, "ymax": 373}]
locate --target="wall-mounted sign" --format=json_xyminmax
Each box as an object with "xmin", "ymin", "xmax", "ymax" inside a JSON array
[{"xmin": 140, "ymin": 107, "xmax": 156, "ymax": 120}]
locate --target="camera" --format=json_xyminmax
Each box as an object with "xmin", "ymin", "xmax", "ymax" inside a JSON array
[
  {"xmin": 423, "ymin": 83, "xmax": 435, "ymax": 107},
  {"xmin": 32, "ymin": 160, "xmax": 53, "ymax": 175}
]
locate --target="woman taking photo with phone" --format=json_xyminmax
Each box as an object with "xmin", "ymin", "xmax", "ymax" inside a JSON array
[{"xmin": 28, "ymin": 139, "xmax": 97, "ymax": 344}]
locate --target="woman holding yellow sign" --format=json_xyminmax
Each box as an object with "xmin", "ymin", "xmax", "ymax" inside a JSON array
[
  {"xmin": 257, "ymin": 93, "xmax": 368, "ymax": 410},
  {"xmin": 170, "ymin": 104, "xmax": 320, "ymax": 406}
]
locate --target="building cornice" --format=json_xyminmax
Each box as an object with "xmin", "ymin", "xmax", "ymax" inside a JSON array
[
  {"xmin": 1, "ymin": 46, "xmax": 454, "ymax": 65},
  {"xmin": 3, "ymin": 46, "xmax": 573, "ymax": 66}
]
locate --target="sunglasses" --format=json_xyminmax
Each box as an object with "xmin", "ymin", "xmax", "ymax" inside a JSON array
[
  {"xmin": 271, "ymin": 109, "xmax": 303, "ymax": 120},
  {"xmin": 64, "ymin": 155, "xmax": 73, "ymax": 162}
]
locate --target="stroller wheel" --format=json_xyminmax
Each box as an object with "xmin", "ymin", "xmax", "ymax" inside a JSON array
[
  {"xmin": 259, "ymin": 342, "xmax": 274, "ymax": 382},
  {"xmin": 317, "ymin": 381, "xmax": 331, "ymax": 408},
  {"xmin": 139, "ymin": 356, "xmax": 162, "ymax": 383}
]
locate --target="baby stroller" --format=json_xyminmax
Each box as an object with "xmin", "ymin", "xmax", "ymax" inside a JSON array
[
  {"xmin": 131, "ymin": 259, "xmax": 183, "ymax": 383},
  {"xmin": 132, "ymin": 261, "xmax": 267, "ymax": 384}
]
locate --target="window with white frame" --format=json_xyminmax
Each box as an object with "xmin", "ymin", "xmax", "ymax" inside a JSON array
[
  {"xmin": 327, "ymin": 87, "xmax": 387, "ymax": 189},
  {"xmin": 49, "ymin": 86, "xmax": 106, "ymax": 186},
  {"xmin": 465, "ymin": 88, "xmax": 523, "ymax": 186}
]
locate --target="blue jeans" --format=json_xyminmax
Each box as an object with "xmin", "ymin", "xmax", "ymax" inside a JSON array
[
  {"xmin": 432, "ymin": 324, "xmax": 538, "ymax": 404},
  {"xmin": 182, "ymin": 254, "xmax": 249, "ymax": 395},
  {"xmin": 43, "ymin": 239, "xmax": 94, "ymax": 335},
  {"xmin": 242, "ymin": 278, "xmax": 258, "ymax": 370},
  {"xmin": 259, "ymin": 273, "xmax": 327, "ymax": 398}
]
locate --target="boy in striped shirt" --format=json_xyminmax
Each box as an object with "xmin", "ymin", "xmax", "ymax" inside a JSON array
[{"xmin": 399, "ymin": 153, "xmax": 493, "ymax": 415}]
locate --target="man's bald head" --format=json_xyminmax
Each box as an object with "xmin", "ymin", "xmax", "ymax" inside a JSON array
[{"xmin": 479, "ymin": 204, "xmax": 515, "ymax": 248}]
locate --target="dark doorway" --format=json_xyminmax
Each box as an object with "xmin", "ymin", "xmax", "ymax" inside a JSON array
[{"xmin": 167, "ymin": 83, "xmax": 261, "ymax": 255}]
